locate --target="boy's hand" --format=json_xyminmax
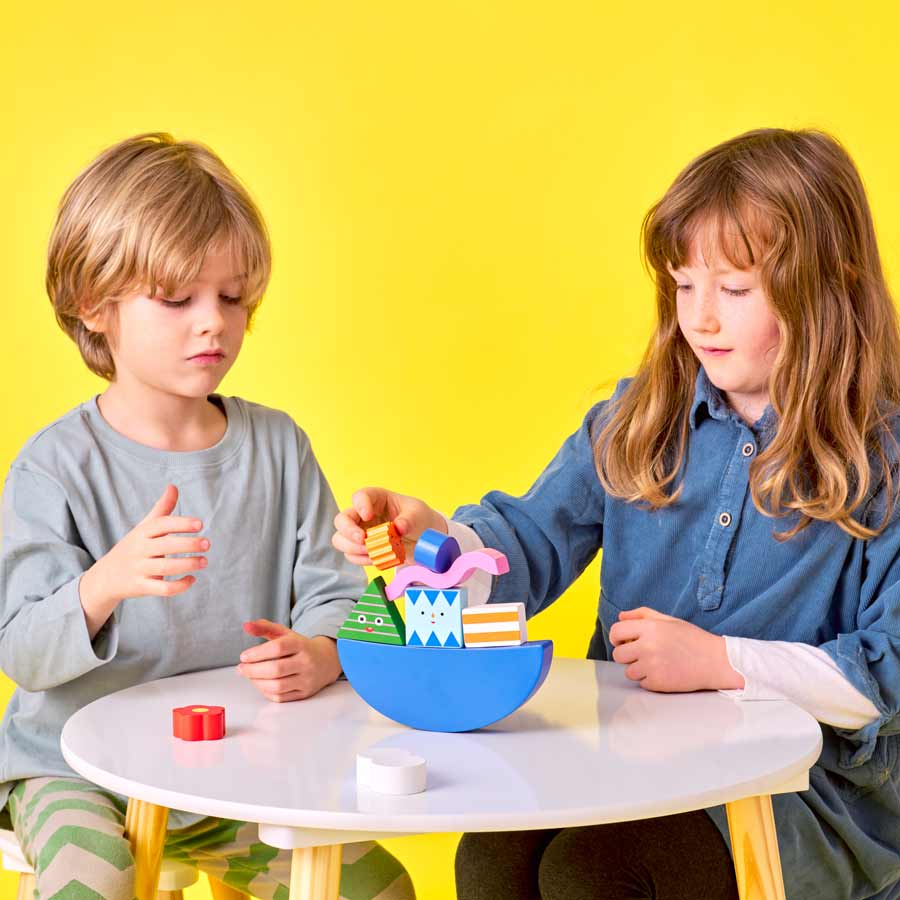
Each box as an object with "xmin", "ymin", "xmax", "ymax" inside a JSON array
[
  {"xmin": 332, "ymin": 487, "xmax": 446, "ymax": 566},
  {"xmin": 608, "ymin": 607, "xmax": 745, "ymax": 693},
  {"xmin": 238, "ymin": 620, "xmax": 342, "ymax": 702},
  {"xmin": 79, "ymin": 484, "xmax": 208, "ymax": 638}
]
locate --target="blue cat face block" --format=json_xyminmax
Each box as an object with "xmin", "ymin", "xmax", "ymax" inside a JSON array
[{"xmin": 405, "ymin": 588, "xmax": 467, "ymax": 648}]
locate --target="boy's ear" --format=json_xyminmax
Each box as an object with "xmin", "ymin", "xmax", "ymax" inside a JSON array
[{"xmin": 80, "ymin": 302, "xmax": 108, "ymax": 334}]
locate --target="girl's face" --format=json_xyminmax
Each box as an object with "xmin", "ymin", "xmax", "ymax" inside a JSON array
[
  {"xmin": 88, "ymin": 246, "xmax": 249, "ymax": 401},
  {"xmin": 669, "ymin": 238, "xmax": 781, "ymax": 425}
]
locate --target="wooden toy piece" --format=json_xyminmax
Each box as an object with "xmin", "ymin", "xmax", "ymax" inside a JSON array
[
  {"xmin": 365, "ymin": 521, "xmax": 406, "ymax": 570},
  {"xmin": 462, "ymin": 602, "xmax": 527, "ymax": 647},
  {"xmin": 337, "ymin": 576, "xmax": 406, "ymax": 645},
  {"xmin": 385, "ymin": 548, "xmax": 510, "ymax": 601},
  {"xmin": 337, "ymin": 638, "xmax": 554, "ymax": 732},
  {"xmin": 413, "ymin": 528, "xmax": 461, "ymax": 574},
  {"xmin": 172, "ymin": 705, "xmax": 225, "ymax": 741},
  {"xmin": 405, "ymin": 588, "xmax": 467, "ymax": 648},
  {"xmin": 357, "ymin": 749, "xmax": 427, "ymax": 795}
]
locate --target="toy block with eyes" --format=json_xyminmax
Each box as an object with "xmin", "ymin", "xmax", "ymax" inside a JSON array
[
  {"xmin": 405, "ymin": 588, "xmax": 467, "ymax": 648},
  {"xmin": 337, "ymin": 576, "xmax": 406, "ymax": 645}
]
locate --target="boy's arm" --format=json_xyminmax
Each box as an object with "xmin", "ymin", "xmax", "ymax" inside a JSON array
[
  {"xmin": 0, "ymin": 466, "xmax": 118, "ymax": 691},
  {"xmin": 289, "ymin": 429, "xmax": 365, "ymax": 638}
]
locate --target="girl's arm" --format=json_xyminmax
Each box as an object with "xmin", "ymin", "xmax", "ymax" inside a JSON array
[{"xmin": 451, "ymin": 401, "xmax": 607, "ymax": 618}]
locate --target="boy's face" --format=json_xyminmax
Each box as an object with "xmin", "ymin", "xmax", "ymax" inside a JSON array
[
  {"xmin": 86, "ymin": 246, "xmax": 249, "ymax": 399},
  {"xmin": 669, "ymin": 236, "xmax": 781, "ymax": 424}
]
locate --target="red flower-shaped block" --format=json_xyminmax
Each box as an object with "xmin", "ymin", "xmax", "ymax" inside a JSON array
[{"xmin": 172, "ymin": 705, "xmax": 226, "ymax": 741}]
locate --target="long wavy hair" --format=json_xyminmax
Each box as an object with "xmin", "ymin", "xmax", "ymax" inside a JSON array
[{"xmin": 594, "ymin": 128, "xmax": 900, "ymax": 539}]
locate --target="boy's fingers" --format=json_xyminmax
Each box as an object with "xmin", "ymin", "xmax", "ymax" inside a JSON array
[
  {"xmin": 144, "ymin": 515, "xmax": 204, "ymax": 539},
  {"xmin": 144, "ymin": 484, "xmax": 178, "ymax": 521},
  {"xmin": 144, "ymin": 556, "xmax": 207, "ymax": 577},
  {"xmin": 141, "ymin": 575, "xmax": 195, "ymax": 596},
  {"xmin": 150, "ymin": 535, "xmax": 210, "ymax": 557},
  {"xmin": 243, "ymin": 618, "xmax": 291, "ymax": 639}
]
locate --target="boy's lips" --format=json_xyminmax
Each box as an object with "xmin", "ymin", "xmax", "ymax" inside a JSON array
[{"xmin": 188, "ymin": 350, "xmax": 225, "ymax": 364}]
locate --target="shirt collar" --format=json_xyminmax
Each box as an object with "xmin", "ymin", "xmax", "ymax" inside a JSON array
[{"xmin": 689, "ymin": 367, "xmax": 778, "ymax": 436}]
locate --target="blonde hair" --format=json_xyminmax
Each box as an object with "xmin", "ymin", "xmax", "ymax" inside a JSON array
[
  {"xmin": 595, "ymin": 128, "xmax": 900, "ymax": 540},
  {"xmin": 47, "ymin": 132, "xmax": 271, "ymax": 380}
]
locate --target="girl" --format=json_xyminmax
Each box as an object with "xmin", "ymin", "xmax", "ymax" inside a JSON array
[
  {"xmin": 0, "ymin": 133, "xmax": 414, "ymax": 900},
  {"xmin": 332, "ymin": 129, "xmax": 900, "ymax": 900}
]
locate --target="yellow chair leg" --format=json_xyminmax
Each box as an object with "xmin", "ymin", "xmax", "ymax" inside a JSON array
[
  {"xmin": 289, "ymin": 844, "xmax": 342, "ymax": 900},
  {"xmin": 124, "ymin": 798, "xmax": 169, "ymax": 900},
  {"xmin": 208, "ymin": 876, "xmax": 251, "ymax": 899},
  {"xmin": 725, "ymin": 794, "xmax": 787, "ymax": 900},
  {"xmin": 16, "ymin": 872, "xmax": 36, "ymax": 900},
  {"xmin": 157, "ymin": 893, "xmax": 184, "ymax": 900}
]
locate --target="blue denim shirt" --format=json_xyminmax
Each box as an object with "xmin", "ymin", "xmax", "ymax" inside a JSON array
[{"xmin": 454, "ymin": 369, "xmax": 900, "ymax": 900}]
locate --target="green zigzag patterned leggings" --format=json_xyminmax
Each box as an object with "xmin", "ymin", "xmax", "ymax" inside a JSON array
[{"xmin": 9, "ymin": 778, "xmax": 415, "ymax": 900}]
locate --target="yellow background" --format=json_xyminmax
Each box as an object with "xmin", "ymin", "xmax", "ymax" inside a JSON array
[{"xmin": 2, "ymin": 1, "xmax": 899, "ymax": 896}]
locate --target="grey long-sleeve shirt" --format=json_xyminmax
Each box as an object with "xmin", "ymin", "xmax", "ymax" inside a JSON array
[{"xmin": 0, "ymin": 393, "xmax": 363, "ymax": 824}]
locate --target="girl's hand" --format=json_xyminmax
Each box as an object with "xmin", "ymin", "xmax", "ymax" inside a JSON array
[
  {"xmin": 608, "ymin": 607, "xmax": 745, "ymax": 693},
  {"xmin": 237, "ymin": 620, "xmax": 342, "ymax": 702},
  {"xmin": 332, "ymin": 487, "xmax": 446, "ymax": 566}
]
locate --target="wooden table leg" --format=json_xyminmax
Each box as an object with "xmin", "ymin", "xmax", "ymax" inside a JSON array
[
  {"xmin": 124, "ymin": 798, "xmax": 169, "ymax": 900},
  {"xmin": 289, "ymin": 844, "xmax": 343, "ymax": 900},
  {"xmin": 725, "ymin": 794, "xmax": 786, "ymax": 900}
]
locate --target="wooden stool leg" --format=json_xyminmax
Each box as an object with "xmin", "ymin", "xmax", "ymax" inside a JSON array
[
  {"xmin": 208, "ymin": 876, "xmax": 250, "ymax": 899},
  {"xmin": 124, "ymin": 798, "xmax": 169, "ymax": 900},
  {"xmin": 289, "ymin": 844, "xmax": 342, "ymax": 900},
  {"xmin": 16, "ymin": 873, "xmax": 36, "ymax": 900},
  {"xmin": 725, "ymin": 794, "xmax": 787, "ymax": 900}
]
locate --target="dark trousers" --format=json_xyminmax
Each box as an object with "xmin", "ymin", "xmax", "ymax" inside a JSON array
[{"xmin": 455, "ymin": 810, "xmax": 740, "ymax": 900}]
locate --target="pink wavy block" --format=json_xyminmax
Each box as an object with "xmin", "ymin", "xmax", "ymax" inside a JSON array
[{"xmin": 385, "ymin": 549, "xmax": 510, "ymax": 601}]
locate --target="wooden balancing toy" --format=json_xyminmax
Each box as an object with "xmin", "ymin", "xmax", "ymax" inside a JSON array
[{"xmin": 337, "ymin": 525, "xmax": 553, "ymax": 732}]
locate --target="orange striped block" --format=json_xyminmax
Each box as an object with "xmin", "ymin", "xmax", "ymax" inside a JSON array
[
  {"xmin": 365, "ymin": 521, "xmax": 405, "ymax": 570},
  {"xmin": 462, "ymin": 602, "xmax": 527, "ymax": 647}
]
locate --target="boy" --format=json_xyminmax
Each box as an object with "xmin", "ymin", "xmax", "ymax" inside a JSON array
[{"xmin": 0, "ymin": 133, "xmax": 413, "ymax": 899}]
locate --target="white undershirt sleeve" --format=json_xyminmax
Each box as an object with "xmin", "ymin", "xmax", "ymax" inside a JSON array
[{"xmin": 720, "ymin": 636, "xmax": 880, "ymax": 730}]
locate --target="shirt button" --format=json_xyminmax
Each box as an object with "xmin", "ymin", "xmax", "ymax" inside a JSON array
[
  {"xmin": 718, "ymin": 511, "xmax": 732, "ymax": 527},
  {"xmin": 742, "ymin": 443, "xmax": 755, "ymax": 457}
]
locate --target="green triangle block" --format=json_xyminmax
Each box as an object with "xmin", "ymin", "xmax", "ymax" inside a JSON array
[{"xmin": 337, "ymin": 576, "xmax": 406, "ymax": 645}]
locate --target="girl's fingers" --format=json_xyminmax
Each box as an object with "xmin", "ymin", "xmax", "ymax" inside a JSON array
[
  {"xmin": 619, "ymin": 607, "xmax": 673, "ymax": 622},
  {"xmin": 240, "ymin": 633, "xmax": 297, "ymax": 663},
  {"xmin": 242, "ymin": 619, "xmax": 291, "ymax": 640},
  {"xmin": 612, "ymin": 642, "xmax": 640, "ymax": 664},
  {"xmin": 334, "ymin": 508, "xmax": 364, "ymax": 539},
  {"xmin": 351, "ymin": 488, "xmax": 389, "ymax": 523},
  {"xmin": 624, "ymin": 663, "xmax": 646, "ymax": 683},
  {"xmin": 263, "ymin": 689, "xmax": 307, "ymax": 703},
  {"xmin": 608, "ymin": 620, "xmax": 642, "ymax": 646},
  {"xmin": 331, "ymin": 530, "xmax": 368, "ymax": 557}
]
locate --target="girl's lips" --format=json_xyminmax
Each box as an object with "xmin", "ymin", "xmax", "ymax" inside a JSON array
[
  {"xmin": 700, "ymin": 347, "xmax": 732, "ymax": 356},
  {"xmin": 188, "ymin": 353, "xmax": 225, "ymax": 365}
]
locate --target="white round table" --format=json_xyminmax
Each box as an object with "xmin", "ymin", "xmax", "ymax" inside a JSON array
[{"xmin": 61, "ymin": 658, "xmax": 822, "ymax": 900}]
